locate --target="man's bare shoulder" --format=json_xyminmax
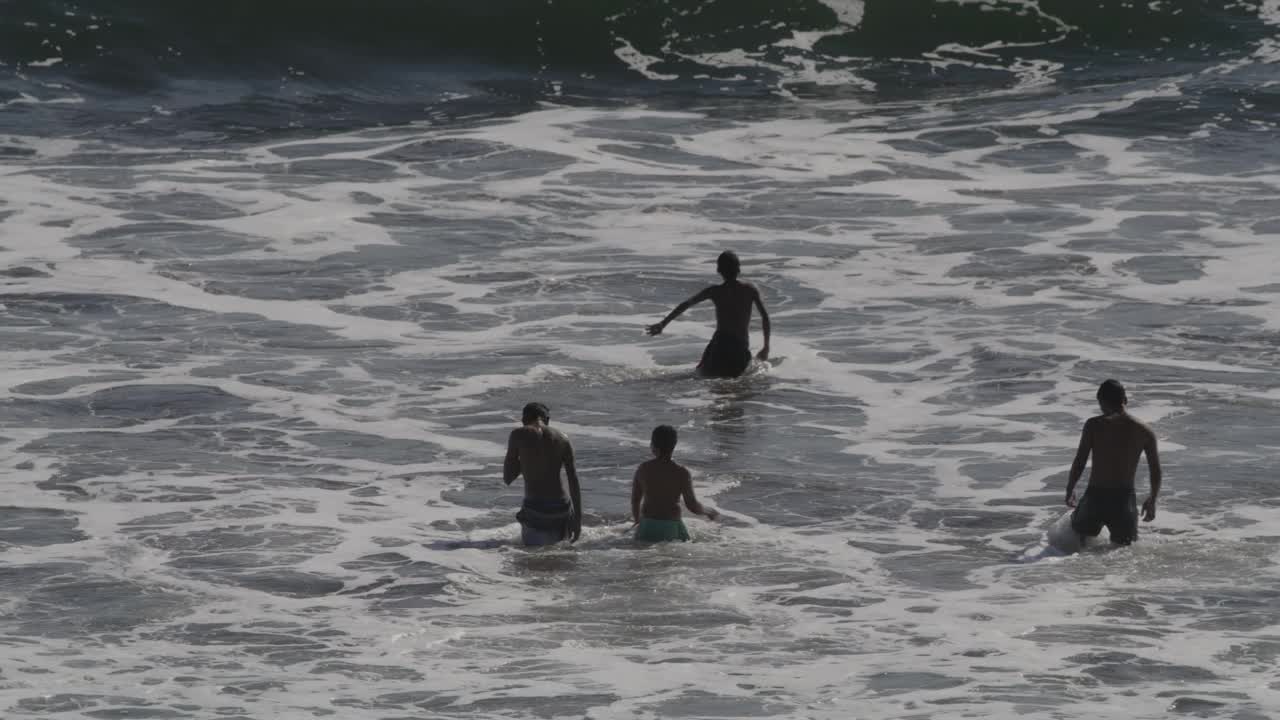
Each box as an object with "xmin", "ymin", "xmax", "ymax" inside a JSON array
[
  {"xmin": 510, "ymin": 425, "xmax": 569, "ymax": 443},
  {"xmin": 1109, "ymin": 411, "xmax": 1153, "ymax": 431},
  {"xmin": 1088, "ymin": 412, "xmax": 1154, "ymax": 437},
  {"xmin": 637, "ymin": 458, "xmax": 688, "ymax": 475},
  {"xmin": 634, "ymin": 458, "xmax": 658, "ymax": 483},
  {"xmin": 1128, "ymin": 414, "xmax": 1156, "ymax": 438},
  {"xmin": 671, "ymin": 460, "xmax": 692, "ymax": 481},
  {"xmin": 636, "ymin": 457, "xmax": 665, "ymax": 472}
]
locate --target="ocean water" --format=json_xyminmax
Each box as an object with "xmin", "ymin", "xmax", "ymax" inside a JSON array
[{"xmin": 2, "ymin": 0, "xmax": 1280, "ymax": 718}]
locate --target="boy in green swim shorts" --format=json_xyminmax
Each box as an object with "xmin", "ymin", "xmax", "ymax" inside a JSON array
[{"xmin": 631, "ymin": 425, "xmax": 719, "ymax": 542}]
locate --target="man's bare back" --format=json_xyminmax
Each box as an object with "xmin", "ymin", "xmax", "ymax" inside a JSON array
[
  {"xmin": 504, "ymin": 403, "xmax": 583, "ymax": 543},
  {"xmin": 1076, "ymin": 412, "xmax": 1157, "ymax": 491},
  {"xmin": 630, "ymin": 425, "xmax": 718, "ymax": 542},
  {"xmin": 1065, "ymin": 381, "xmax": 1163, "ymax": 545},
  {"xmin": 709, "ymin": 282, "xmax": 762, "ymax": 340},
  {"xmin": 633, "ymin": 457, "xmax": 699, "ymax": 521},
  {"xmin": 648, "ymin": 279, "xmax": 770, "ymax": 348},
  {"xmin": 505, "ymin": 424, "xmax": 574, "ymax": 500},
  {"xmin": 647, "ymin": 252, "xmax": 772, "ymax": 378}
]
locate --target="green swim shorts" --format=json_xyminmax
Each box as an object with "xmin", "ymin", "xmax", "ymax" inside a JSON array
[{"xmin": 635, "ymin": 518, "xmax": 691, "ymax": 542}]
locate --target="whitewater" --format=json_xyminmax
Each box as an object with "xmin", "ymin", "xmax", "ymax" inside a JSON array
[{"xmin": 2, "ymin": 0, "xmax": 1280, "ymax": 718}]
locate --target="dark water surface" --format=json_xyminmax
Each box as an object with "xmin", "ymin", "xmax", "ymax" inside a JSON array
[{"xmin": 2, "ymin": 1, "xmax": 1279, "ymax": 718}]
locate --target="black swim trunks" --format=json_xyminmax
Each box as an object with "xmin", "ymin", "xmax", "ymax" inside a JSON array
[
  {"xmin": 697, "ymin": 331, "xmax": 752, "ymax": 378},
  {"xmin": 1070, "ymin": 486, "xmax": 1138, "ymax": 545},
  {"xmin": 516, "ymin": 497, "xmax": 572, "ymax": 545}
]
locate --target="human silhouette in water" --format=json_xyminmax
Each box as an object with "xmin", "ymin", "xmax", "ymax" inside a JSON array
[
  {"xmin": 503, "ymin": 402, "xmax": 583, "ymax": 545},
  {"xmin": 647, "ymin": 251, "xmax": 772, "ymax": 378},
  {"xmin": 1064, "ymin": 379, "xmax": 1163, "ymax": 546},
  {"xmin": 632, "ymin": 424, "xmax": 719, "ymax": 542}
]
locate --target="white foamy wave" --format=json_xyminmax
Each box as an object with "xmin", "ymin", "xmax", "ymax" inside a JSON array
[{"xmin": 2, "ymin": 51, "xmax": 1280, "ymax": 718}]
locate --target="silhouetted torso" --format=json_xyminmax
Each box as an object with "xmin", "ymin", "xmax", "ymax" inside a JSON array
[
  {"xmin": 509, "ymin": 425, "xmax": 572, "ymax": 500},
  {"xmin": 1086, "ymin": 411, "xmax": 1154, "ymax": 491},
  {"xmin": 709, "ymin": 281, "xmax": 758, "ymax": 340},
  {"xmin": 635, "ymin": 457, "xmax": 691, "ymax": 521}
]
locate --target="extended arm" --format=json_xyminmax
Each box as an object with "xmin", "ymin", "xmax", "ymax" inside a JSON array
[
  {"xmin": 564, "ymin": 442, "xmax": 584, "ymax": 542},
  {"xmin": 648, "ymin": 287, "xmax": 713, "ymax": 336},
  {"xmin": 630, "ymin": 469, "xmax": 643, "ymax": 524},
  {"xmin": 681, "ymin": 470, "xmax": 719, "ymax": 520},
  {"xmin": 1065, "ymin": 420, "xmax": 1092, "ymax": 506},
  {"xmin": 503, "ymin": 430, "xmax": 521, "ymax": 486},
  {"xmin": 1142, "ymin": 432, "xmax": 1162, "ymax": 521},
  {"xmin": 753, "ymin": 286, "xmax": 771, "ymax": 361}
]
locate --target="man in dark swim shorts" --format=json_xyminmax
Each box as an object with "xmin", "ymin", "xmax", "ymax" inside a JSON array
[
  {"xmin": 1064, "ymin": 380, "xmax": 1164, "ymax": 546},
  {"xmin": 503, "ymin": 402, "xmax": 583, "ymax": 545},
  {"xmin": 646, "ymin": 251, "xmax": 772, "ymax": 378},
  {"xmin": 1071, "ymin": 487, "xmax": 1140, "ymax": 545},
  {"xmin": 698, "ymin": 329, "xmax": 752, "ymax": 379}
]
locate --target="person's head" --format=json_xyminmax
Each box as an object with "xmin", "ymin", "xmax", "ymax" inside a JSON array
[
  {"xmin": 1096, "ymin": 379, "xmax": 1127, "ymax": 412},
  {"xmin": 716, "ymin": 250, "xmax": 741, "ymax": 281},
  {"xmin": 522, "ymin": 402, "xmax": 550, "ymax": 425},
  {"xmin": 651, "ymin": 424, "xmax": 678, "ymax": 457}
]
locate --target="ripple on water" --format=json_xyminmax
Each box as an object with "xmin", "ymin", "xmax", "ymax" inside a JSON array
[
  {"xmin": 0, "ymin": 506, "xmax": 87, "ymax": 548},
  {"xmin": 1, "ymin": 562, "xmax": 193, "ymax": 638}
]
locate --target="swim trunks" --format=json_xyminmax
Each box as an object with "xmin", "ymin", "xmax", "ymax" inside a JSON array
[
  {"xmin": 516, "ymin": 497, "xmax": 572, "ymax": 546},
  {"xmin": 697, "ymin": 331, "xmax": 752, "ymax": 378},
  {"xmin": 1070, "ymin": 487, "xmax": 1138, "ymax": 545},
  {"xmin": 635, "ymin": 518, "xmax": 691, "ymax": 542}
]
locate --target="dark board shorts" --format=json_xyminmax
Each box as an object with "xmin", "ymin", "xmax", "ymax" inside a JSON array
[{"xmin": 1071, "ymin": 487, "xmax": 1138, "ymax": 545}]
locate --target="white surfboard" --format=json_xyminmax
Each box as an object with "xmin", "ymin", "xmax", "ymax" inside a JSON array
[
  {"xmin": 1046, "ymin": 510, "xmax": 1085, "ymax": 555},
  {"xmin": 746, "ymin": 355, "xmax": 784, "ymax": 375}
]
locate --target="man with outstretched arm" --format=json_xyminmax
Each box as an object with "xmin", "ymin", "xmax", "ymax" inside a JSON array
[
  {"xmin": 1064, "ymin": 379, "xmax": 1163, "ymax": 546},
  {"xmin": 503, "ymin": 402, "xmax": 583, "ymax": 545},
  {"xmin": 647, "ymin": 250, "xmax": 771, "ymax": 378}
]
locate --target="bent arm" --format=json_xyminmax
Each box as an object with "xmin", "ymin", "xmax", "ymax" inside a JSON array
[
  {"xmin": 681, "ymin": 471, "xmax": 712, "ymax": 517},
  {"xmin": 1065, "ymin": 421, "xmax": 1092, "ymax": 501},
  {"xmin": 565, "ymin": 443, "xmax": 583, "ymax": 521},
  {"xmin": 754, "ymin": 287, "xmax": 771, "ymax": 351},
  {"xmin": 630, "ymin": 469, "xmax": 643, "ymax": 523},
  {"xmin": 503, "ymin": 431, "xmax": 521, "ymax": 485},
  {"xmin": 1145, "ymin": 432, "xmax": 1162, "ymax": 500}
]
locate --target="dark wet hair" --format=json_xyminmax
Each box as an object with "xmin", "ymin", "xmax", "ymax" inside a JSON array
[
  {"xmin": 1097, "ymin": 379, "xmax": 1127, "ymax": 408},
  {"xmin": 522, "ymin": 402, "xmax": 550, "ymax": 424},
  {"xmin": 716, "ymin": 251, "xmax": 741, "ymax": 280},
  {"xmin": 651, "ymin": 424, "xmax": 678, "ymax": 454}
]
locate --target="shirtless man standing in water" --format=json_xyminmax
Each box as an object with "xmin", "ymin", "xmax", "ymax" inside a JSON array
[
  {"xmin": 647, "ymin": 251, "xmax": 772, "ymax": 378},
  {"xmin": 503, "ymin": 402, "xmax": 583, "ymax": 545},
  {"xmin": 1064, "ymin": 379, "xmax": 1164, "ymax": 545}
]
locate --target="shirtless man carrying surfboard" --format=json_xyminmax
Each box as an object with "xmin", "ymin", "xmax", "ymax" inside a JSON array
[{"xmin": 1064, "ymin": 379, "xmax": 1164, "ymax": 545}]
